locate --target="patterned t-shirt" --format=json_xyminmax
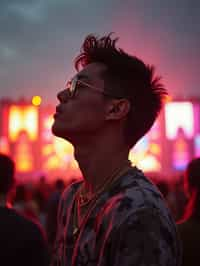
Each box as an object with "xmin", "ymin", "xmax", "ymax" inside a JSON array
[{"xmin": 51, "ymin": 167, "xmax": 181, "ymax": 266}]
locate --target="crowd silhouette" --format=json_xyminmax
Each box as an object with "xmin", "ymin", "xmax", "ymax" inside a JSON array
[{"xmin": 1, "ymin": 151, "xmax": 200, "ymax": 266}]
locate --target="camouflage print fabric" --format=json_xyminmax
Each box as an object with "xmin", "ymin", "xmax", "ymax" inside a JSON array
[{"xmin": 51, "ymin": 167, "xmax": 181, "ymax": 266}]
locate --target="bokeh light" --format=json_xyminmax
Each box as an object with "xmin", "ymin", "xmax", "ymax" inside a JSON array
[{"xmin": 32, "ymin": 95, "xmax": 42, "ymax": 106}]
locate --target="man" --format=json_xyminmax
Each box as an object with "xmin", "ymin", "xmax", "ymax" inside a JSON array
[
  {"xmin": 51, "ymin": 34, "xmax": 181, "ymax": 266},
  {"xmin": 177, "ymin": 157, "xmax": 200, "ymax": 266},
  {"xmin": 0, "ymin": 153, "xmax": 49, "ymax": 266}
]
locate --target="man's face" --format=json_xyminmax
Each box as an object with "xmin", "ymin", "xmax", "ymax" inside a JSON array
[{"xmin": 52, "ymin": 62, "xmax": 109, "ymax": 142}]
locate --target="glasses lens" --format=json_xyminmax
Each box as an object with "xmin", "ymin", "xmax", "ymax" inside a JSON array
[
  {"xmin": 66, "ymin": 78, "xmax": 76, "ymax": 97},
  {"xmin": 70, "ymin": 78, "xmax": 77, "ymax": 96}
]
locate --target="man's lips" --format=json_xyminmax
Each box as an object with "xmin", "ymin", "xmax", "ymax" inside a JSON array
[
  {"xmin": 53, "ymin": 112, "xmax": 59, "ymax": 119},
  {"xmin": 53, "ymin": 105, "xmax": 62, "ymax": 119}
]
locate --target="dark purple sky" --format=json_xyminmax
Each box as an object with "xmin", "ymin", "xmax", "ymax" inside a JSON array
[{"xmin": 0, "ymin": 0, "xmax": 199, "ymax": 105}]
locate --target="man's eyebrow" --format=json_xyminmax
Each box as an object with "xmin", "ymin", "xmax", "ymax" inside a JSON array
[{"xmin": 76, "ymin": 74, "xmax": 90, "ymax": 81}]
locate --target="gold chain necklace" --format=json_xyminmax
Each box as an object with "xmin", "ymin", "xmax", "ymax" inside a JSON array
[
  {"xmin": 78, "ymin": 160, "xmax": 132, "ymax": 207},
  {"xmin": 72, "ymin": 160, "xmax": 132, "ymax": 238}
]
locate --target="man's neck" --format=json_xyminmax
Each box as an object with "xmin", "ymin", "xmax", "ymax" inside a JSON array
[{"xmin": 74, "ymin": 139, "xmax": 129, "ymax": 193}]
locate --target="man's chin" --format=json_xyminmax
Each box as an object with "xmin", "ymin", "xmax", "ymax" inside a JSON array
[
  {"xmin": 51, "ymin": 124, "xmax": 74, "ymax": 143},
  {"xmin": 51, "ymin": 124, "xmax": 64, "ymax": 138}
]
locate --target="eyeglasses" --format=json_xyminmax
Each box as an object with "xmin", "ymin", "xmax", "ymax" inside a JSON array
[{"xmin": 65, "ymin": 76, "xmax": 121, "ymax": 99}]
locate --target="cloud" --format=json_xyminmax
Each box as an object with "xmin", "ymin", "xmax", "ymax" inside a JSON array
[{"xmin": 0, "ymin": 0, "xmax": 200, "ymax": 102}]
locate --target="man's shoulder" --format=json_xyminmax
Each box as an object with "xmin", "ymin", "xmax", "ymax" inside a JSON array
[
  {"xmin": 62, "ymin": 180, "xmax": 82, "ymax": 199},
  {"xmin": 111, "ymin": 167, "xmax": 164, "ymax": 208},
  {"xmin": 0, "ymin": 206, "xmax": 33, "ymax": 225},
  {"xmin": 106, "ymin": 167, "xmax": 174, "ymax": 226},
  {"xmin": 58, "ymin": 180, "xmax": 82, "ymax": 212}
]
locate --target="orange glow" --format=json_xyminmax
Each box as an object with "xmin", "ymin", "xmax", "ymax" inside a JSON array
[
  {"xmin": 8, "ymin": 106, "xmax": 22, "ymax": 141},
  {"xmin": 41, "ymin": 112, "xmax": 79, "ymax": 173},
  {"xmin": 44, "ymin": 156, "xmax": 60, "ymax": 170},
  {"xmin": 42, "ymin": 144, "xmax": 54, "ymax": 156},
  {"xmin": 9, "ymin": 105, "xmax": 38, "ymax": 141},
  {"xmin": 44, "ymin": 116, "xmax": 53, "ymax": 128},
  {"xmin": 164, "ymin": 94, "xmax": 173, "ymax": 103},
  {"xmin": 176, "ymin": 139, "xmax": 187, "ymax": 152},
  {"xmin": 137, "ymin": 155, "xmax": 161, "ymax": 172},
  {"xmin": 70, "ymin": 159, "xmax": 79, "ymax": 170},
  {"xmin": 17, "ymin": 157, "xmax": 33, "ymax": 172},
  {"xmin": 54, "ymin": 138, "xmax": 74, "ymax": 154},
  {"xmin": 129, "ymin": 151, "xmax": 161, "ymax": 172},
  {"xmin": 0, "ymin": 137, "xmax": 10, "ymax": 154},
  {"xmin": 24, "ymin": 106, "xmax": 38, "ymax": 140},
  {"xmin": 15, "ymin": 135, "xmax": 33, "ymax": 172},
  {"xmin": 32, "ymin": 96, "xmax": 42, "ymax": 106},
  {"xmin": 149, "ymin": 143, "xmax": 161, "ymax": 155}
]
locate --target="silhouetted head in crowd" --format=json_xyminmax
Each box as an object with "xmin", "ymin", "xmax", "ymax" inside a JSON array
[
  {"xmin": 55, "ymin": 178, "xmax": 65, "ymax": 192},
  {"xmin": 52, "ymin": 33, "xmax": 167, "ymax": 149},
  {"xmin": 39, "ymin": 175, "xmax": 47, "ymax": 185},
  {"xmin": 14, "ymin": 184, "xmax": 28, "ymax": 203},
  {"xmin": 184, "ymin": 157, "xmax": 200, "ymax": 196},
  {"xmin": 0, "ymin": 153, "xmax": 15, "ymax": 198},
  {"xmin": 182, "ymin": 157, "xmax": 200, "ymax": 221}
]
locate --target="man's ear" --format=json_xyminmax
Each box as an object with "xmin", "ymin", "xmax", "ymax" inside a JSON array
[{"xmin": 105, "ymin": 99, "xmax": 131, "ymax": 121}]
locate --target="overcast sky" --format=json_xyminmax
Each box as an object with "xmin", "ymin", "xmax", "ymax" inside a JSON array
[{"xmin": 0, "ymin": 0, "xmax": 199, "ymax": 105}]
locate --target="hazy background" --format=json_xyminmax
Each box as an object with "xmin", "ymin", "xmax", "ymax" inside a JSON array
[{"xmin": 1, "ymin": 0, "xmax": 199, "ymax": 105}]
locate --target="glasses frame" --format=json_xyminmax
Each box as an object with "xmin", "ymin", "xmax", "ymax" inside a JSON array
[{"xmin": 65, "ymin": 76, "xmax": 122, "ymax": 99}]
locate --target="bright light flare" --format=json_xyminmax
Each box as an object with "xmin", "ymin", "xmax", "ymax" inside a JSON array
[
  {"xmin": 9, "ymin": 105, "xmax": 38, "ymax": 141},
  {"xmin": 32, "ymin": 95, "xmax": 42, "ymax": 106},
  {"xmin": 165, "ymin": 102, "xmax": 194, "ymax": 139}
]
